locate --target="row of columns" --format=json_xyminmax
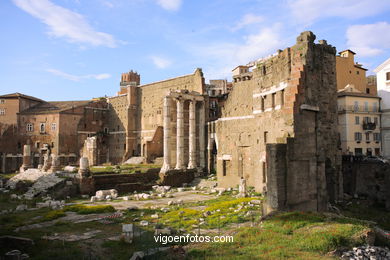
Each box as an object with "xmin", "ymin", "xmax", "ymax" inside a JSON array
[{"xmin": 161, "ymin": 95, "xmax": 206, "ymax": 173}]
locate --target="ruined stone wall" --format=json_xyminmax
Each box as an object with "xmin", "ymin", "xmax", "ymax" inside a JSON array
[
  {"xmin": 343, "ymin": 160, "xmax": 390, "ymax": 210},
  {"xmin": 216, "ymin": 31, "xmax": 341, "ymax": 212},
  {"xmin": 107, "ymin": 95, "xmax": 128, "ymax": 163}
]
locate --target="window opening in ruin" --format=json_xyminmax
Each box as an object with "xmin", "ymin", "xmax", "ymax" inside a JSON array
[
  {"xmin": 104, "ymin": 127, "xmax": 108, "ymax": 134},
  {"xmin": 271, "ymin": 93, "xmax": 276, "ymax": 108},
  {"xmin": 51, "ymin": 142, "xmax": 54, "ymax": 148},
  {"xmin": 262, "ymin": 162, "xmax": 266, "ymax": 183},
  {"xmin": 223, "ymin": 160, "xmax": 227, "ymax": 176},
  {"xmin": 281, "ymin": 90, "xmax": 285, "ymax": 106},
  {"xmin": 261, "ymin": 97, "xmax": 265, "ymax": 111},
  {"xmin": 264, "ymin": 131, "xmax": 268, "ymax": 144},
  {"xmin": 262, "ymin": 66, "xmax": 266, "ymax": 75},
  {"xmin": 366, "ymin": 88, "xmax": 370, "ymax": 94},
  {"xmin": 356, "ymin": 71, "xmax": 359, "ymax": 75}
]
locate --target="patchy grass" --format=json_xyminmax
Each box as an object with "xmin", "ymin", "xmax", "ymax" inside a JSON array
[
  {"xmin": 145, "ymin": 197, "xmax": 262, "ymax": 230},
  {"xmin": 90, "ymin": 164, "xmax": 160, "ymax": 174},
  {"xmin": 185, "ymin": 211, "xmax": 370, "ymax": 260},
  {"xmin": 63, "ymin": 204, "xmax": 115, "ymax": 214},
  {"xmin": 42, "ymin": 210, "xmax": 67, "ymax": 221}
]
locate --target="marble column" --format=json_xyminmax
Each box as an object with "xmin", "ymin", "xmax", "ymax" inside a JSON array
[
  {"xmin": 161, "ymin": 96, "xmax": 172, "ymax": 173},
  {"xmin": 198, "ymin": 101, "xmax": 206, "ymax": 170},
  {"xmin": 175, "ymin": 99, "xmax": 185, "ymax": 169},
  {"xmin": 188, "ymin": 99, "xmax": 197, "ymax": 169}
]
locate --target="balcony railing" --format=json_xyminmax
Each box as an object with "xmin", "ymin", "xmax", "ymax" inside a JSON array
[
  {"xmin": 363, "ymin": 122, "xmax": 376, "ymax": 130},
  {"xmin": 338, "ymin": 105, "xmax": 379, "ymax": 113}
]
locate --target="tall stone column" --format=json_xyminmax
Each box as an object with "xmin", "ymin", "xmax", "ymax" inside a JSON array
[
  {"xmin": 198, "ymin": 101, "xmax": 206, "ymax": 171},
  {"xmin": 188, "ymin": 99, "xmax": 197, "ymax": 169},
  {"xmin": 175, "ymin": 99, "xmax": 185, "ymax": 169},
  {"xmin": 161, "ymin": 96, "xmax": 172, "ymax": 173},
  {"xmin": 20, "ymin": 145, "xmax": 32, "ymax": 172}
]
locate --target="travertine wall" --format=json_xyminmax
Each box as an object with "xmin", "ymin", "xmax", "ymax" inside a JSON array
[{"xmin": 216, "ymin": 31, "xmax": 341, "ymax": 212}]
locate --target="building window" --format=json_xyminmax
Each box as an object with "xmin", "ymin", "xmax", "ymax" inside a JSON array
[
  {"xmin": 355, "ymin": 148, "xmax": 363, "ymax": 155},
  {"xmin": 104, "ymin": 127, "xmax": 109, "ymax": 134},
  {"xmin": 364, "ymin": 117, "xmax": 371, "ymax": 123},
  {"xmin": 356, "ymin": 71, "xmax": 359, "ymax": 75},
  {"xmin": 51, "ymin": 123, "xmax": 56, "ymax": 131},
  {"xmin": 374, "ymin": 133, "xmax": 381, "ymax": 142},
  {"xmin": 374, "ymin": 117, "xmax": 378, "ymax": 125},
  {"xmin": 0, "ymin": 108, "xmax": 5, "ymax": 115},
  {"xmin": 364, "ymin": 102, "xmax": 368, "ymax": 112},
  {"xmin": 0, "ymin": 99, "xmax": 5, "ymax": 104},
  {"xmin": 366, "ymin": 132, "xmax": 370, "ymax": 141},
  {"xmin": 354, "ymin": 132, "xmax": 362, "ymax": 141},
  {"xmin": 353, "ymin": 101, "xmax": 359, "ymax": 112},
  {"xmin": 386, "ymin": 72, "xmax": 390, "ymax": 81},
  {"xmin": 373, "ymin": 102, "xmax": 378, "ymax": 112},
  {"xmin": 366, "ymin": 88, "xmax": 370, "ymax": 94},
  {"xmin": 26, "ymin": 123, "xmax": 33, "ymax": 132},
  {"xmin": 355, "ymin": 116, "xmax": 359, "ymax": 125},
  {"xmin": 40, "ymin": 123, "xmax": 45, "ymax": 133},
  {"xmin": 367, "ymin": 148, "xmax": 372, "ymax": 156}
]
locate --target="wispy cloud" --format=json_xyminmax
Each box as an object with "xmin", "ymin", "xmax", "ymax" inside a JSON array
[
  {"xmin": 231, "ymin": 14, "xmax": 264, "ymax": 31},
  {"xmin": 156, "ymin": 0, "xmax": 182, "ymax": 11},
  {"xmin": 150, "ymin": 56, "xmax": 172, "ymax": 69},
  {"xmin": 191, "ymin": 24, "xmax": 284, "ymax": 79},
  {"xmin": 347, "ymin": 22, "xmax": 390, "ymax": 57},
  {"xmin": 288, "ymin": 0, "xmax": 390, "ymax": 25},
  {"xmin": 12, "ymin": 0, "xmax": 120, "ymax": 47},
  {"xmin": 46, "ymin": 68, "xmax": 111, "ymax": 81}
]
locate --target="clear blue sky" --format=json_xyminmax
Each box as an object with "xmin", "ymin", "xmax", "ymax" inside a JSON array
[{"xmin": 1, "ymin": 0, "xmax": 390, "ymax": 101}]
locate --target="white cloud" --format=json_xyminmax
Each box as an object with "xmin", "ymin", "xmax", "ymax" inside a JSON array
[
  {"xmin": 231, "ymin": 14, "xmax": 264, "ymax": 31},
  {"xmin": 289, "ymin": 0, "xmax": 390, "ymax": 25},
  {"xmin": 150, "ymin": 56, "xmax": 172, "ymax": 69},
  {"xmin": 46, "ymin": 69, "xmax": 111, "ymax": 81},
  {"xmin": 192, "ymin": 25, "xmax": 283, "ymax": 79},
  {"xmin": 156, "ymin": 0, "xmax": 181, "ymax": 11},
  {"xmin": 13, "ymin": 0, "xmax": 119, "ymax": 47},
  {"xmin": 347, "ymin": 22, "xmax": 390, "ymax": 57}
]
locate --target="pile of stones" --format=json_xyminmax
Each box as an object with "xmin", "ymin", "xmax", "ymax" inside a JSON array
[
  {"xmin": 341, "ymin": 246, "xmax": 390, "ymax": 260},
  {"xmin": 90, "ymin": 189, "xmax": 118, "ymax": 202}
]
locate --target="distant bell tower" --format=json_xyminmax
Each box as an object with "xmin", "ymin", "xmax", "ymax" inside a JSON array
[{"xmin": 118, "ymin": 70, "xmax": 141, "ymax": 95}]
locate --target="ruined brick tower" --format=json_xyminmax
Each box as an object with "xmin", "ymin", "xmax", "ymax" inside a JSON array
[{"xmin": 215, "ymin": 31, "xmax": 342, "ymax": 212}]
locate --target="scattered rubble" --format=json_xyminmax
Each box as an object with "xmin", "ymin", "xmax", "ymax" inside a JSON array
[{"xmin": 341, "ymin": 246, "xmax": 390, "ymax": 260}]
